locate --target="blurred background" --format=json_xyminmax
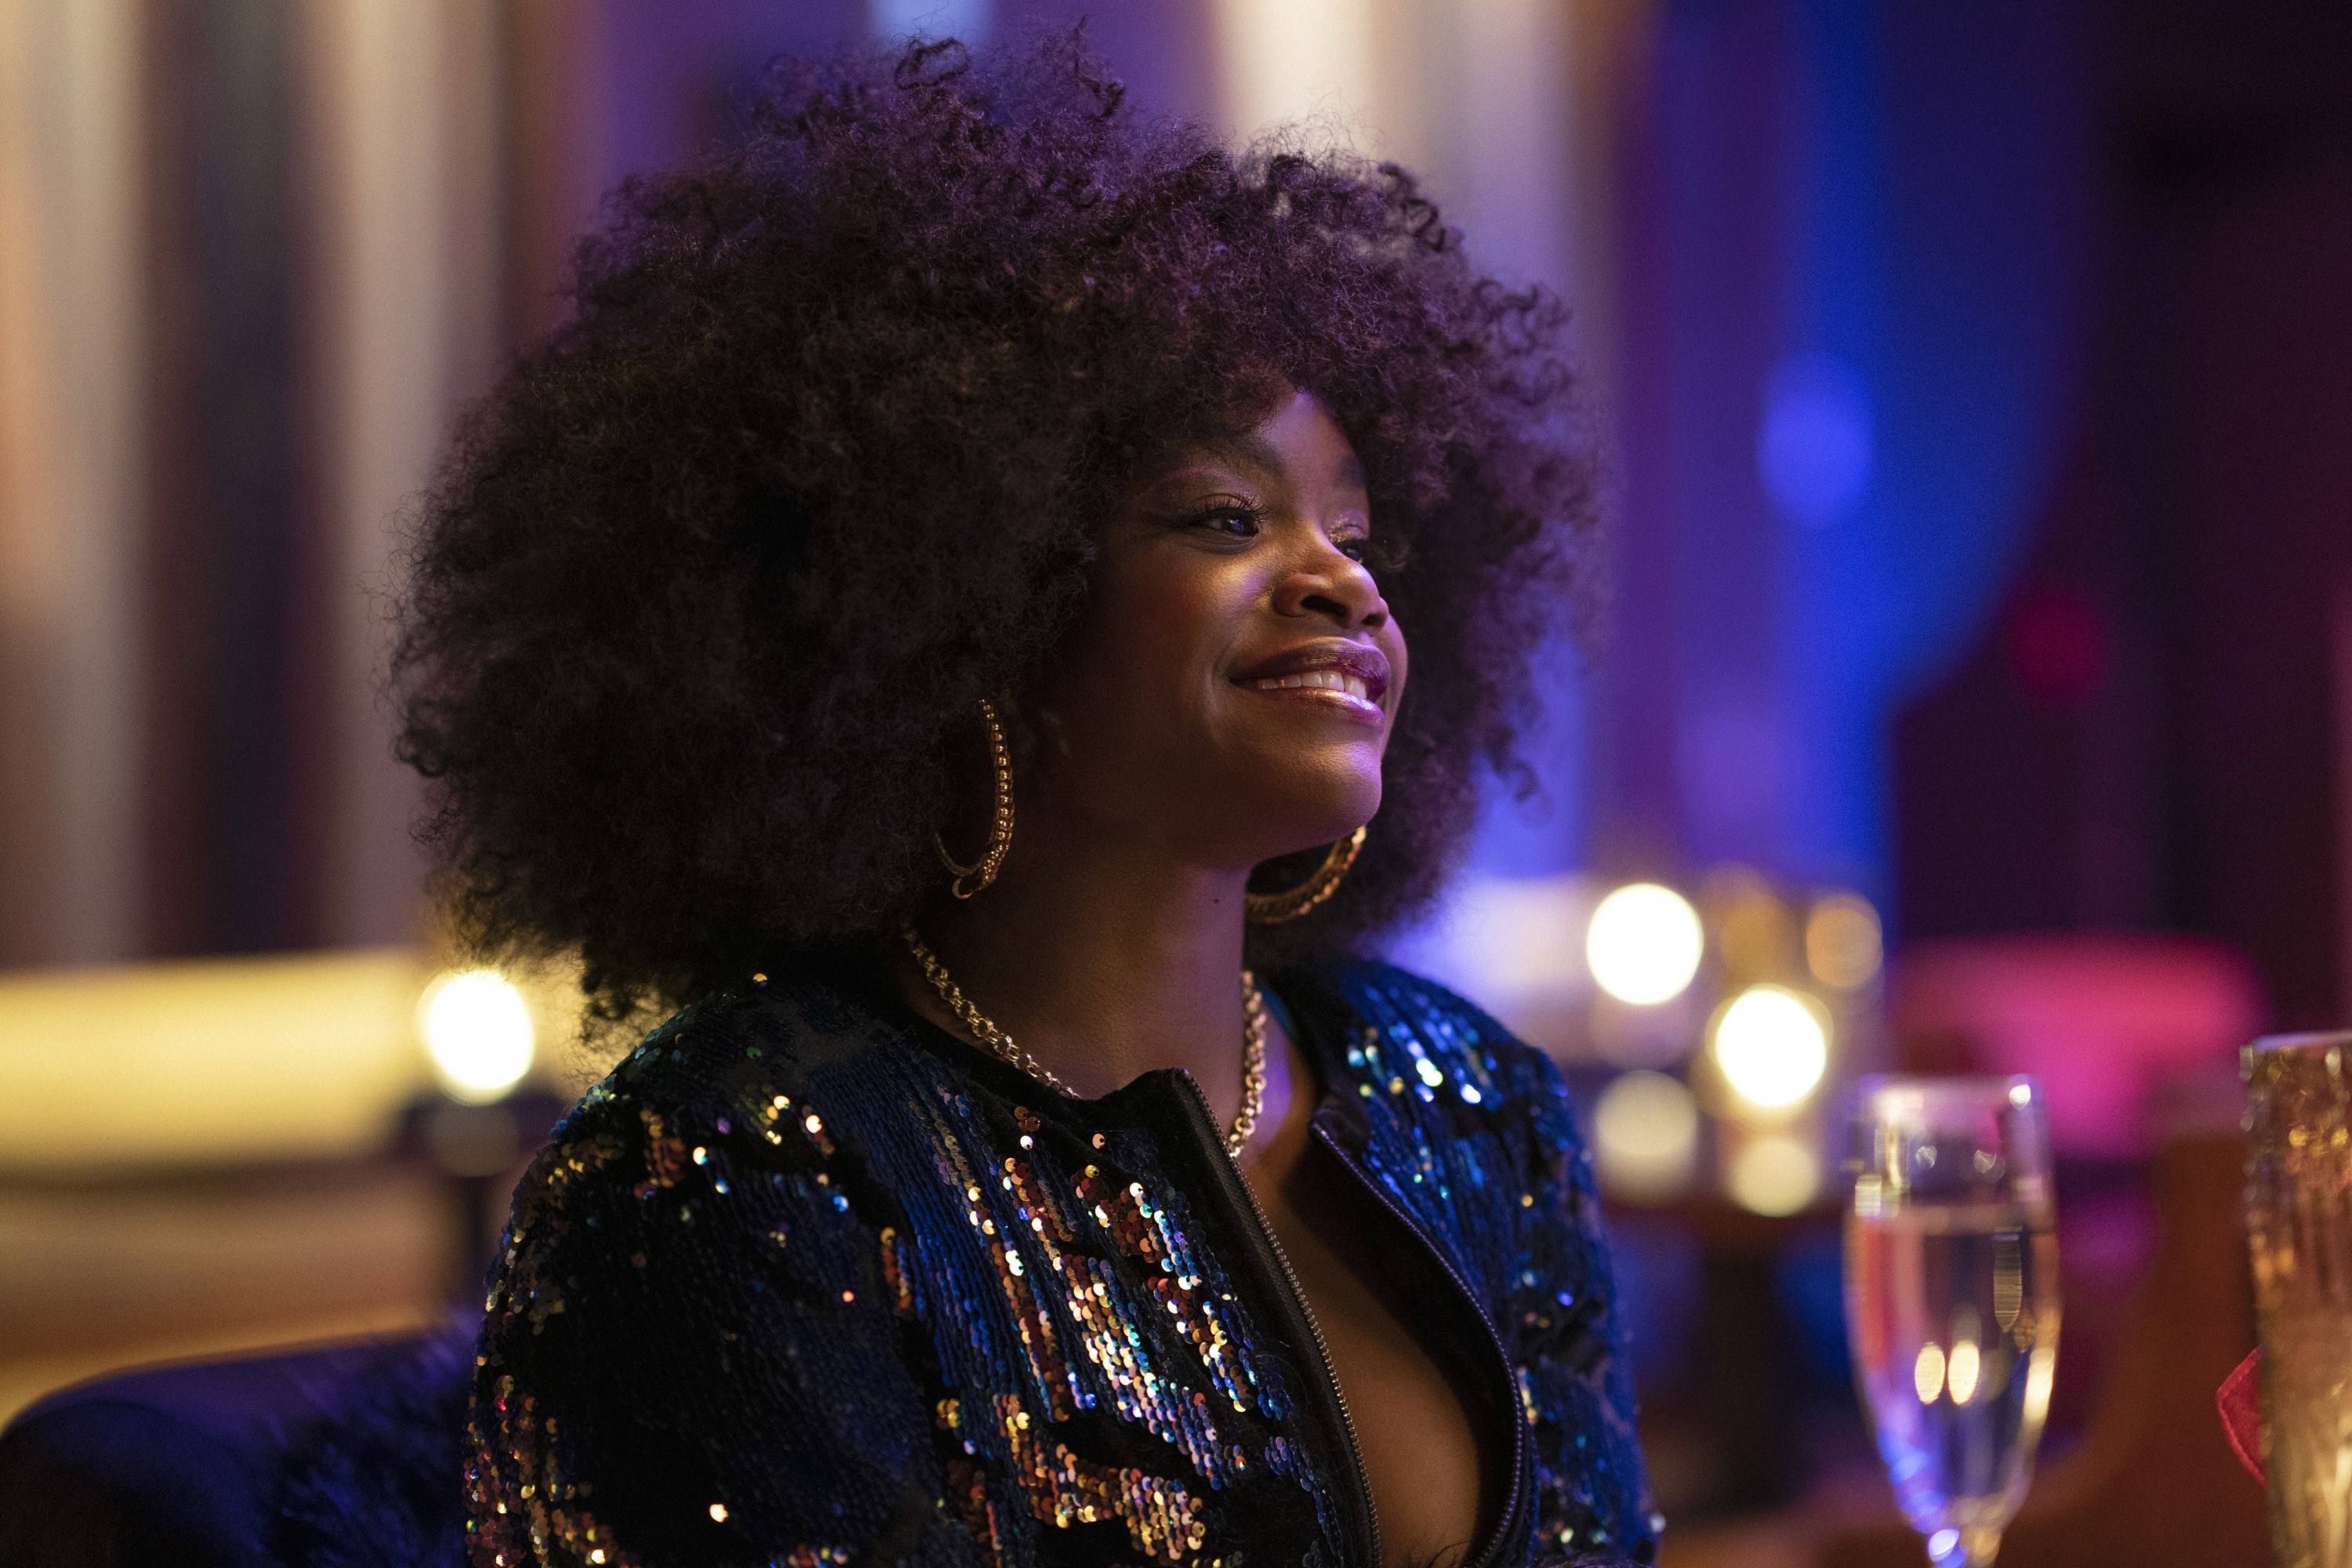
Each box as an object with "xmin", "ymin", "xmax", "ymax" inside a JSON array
[{"xmin": 2, "ymin": 0, "xmax": 2347, "ymax": 1562}]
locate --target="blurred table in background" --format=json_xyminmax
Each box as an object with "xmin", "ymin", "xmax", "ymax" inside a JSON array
[
  {"xmin": 0, "ymin": 1160, "xmax": 444, "ymax": 1426},
  {"xmin": 0, "ymin": 949, "xmax": 600, "ymax": 1425},
  {"xmin": 1650, "ymin": 1133, "xmax": 2267, "ymax": 1568},
  {"xmin": 0, "ymin": 951, "xmax": 431, "ymax": 1174}
]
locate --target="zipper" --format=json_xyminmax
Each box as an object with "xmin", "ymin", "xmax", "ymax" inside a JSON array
[
  {"xmin": 1315, "ymin": 1125, "xmax": 1530, "ymax": 1568},
  {"xmin": 1167, "ymin": 1070, "xmax": 1384, "ymax": 1568}
]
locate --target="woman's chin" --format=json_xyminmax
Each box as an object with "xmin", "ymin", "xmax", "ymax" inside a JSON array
[{"xmin": 1247, "ymin": 764, "xmax": 1382, "ymax": 852}]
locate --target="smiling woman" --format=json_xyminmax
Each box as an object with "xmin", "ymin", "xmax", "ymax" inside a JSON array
[{"xmin": 391, "ymin": 30, "xmax": 1652, "ymax": 1568}]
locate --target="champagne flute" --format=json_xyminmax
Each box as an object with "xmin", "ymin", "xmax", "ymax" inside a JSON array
[
  {"xmin": 1843, "ymin": 1076, "xmax": 2061, "ymax": 1568},
  {"xmin": 2244, "ymin": 1031, "xmax": 2352, "ymax": 1567}
]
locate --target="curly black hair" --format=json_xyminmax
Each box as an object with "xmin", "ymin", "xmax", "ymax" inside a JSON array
[{"xmin": 393, "ymin": 31, "xmax": 1595, "ymax": 1024}]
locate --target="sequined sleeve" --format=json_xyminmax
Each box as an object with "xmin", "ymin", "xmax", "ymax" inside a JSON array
[
  {"xmin": 1508, "ymin": 1046, "xmax": 1661, "ymax": 1565},
  {"xmin": 1317, "ymin": 963, "xmax": 1660, "ymax": 1564},
  {"xmin": 464, "ymin": 1052, "xmax": 975, "ymax": 1566}
]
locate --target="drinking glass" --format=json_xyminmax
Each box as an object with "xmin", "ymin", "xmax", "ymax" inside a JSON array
[
  {"xmin": 2244, "ymin": 1031, "xmax": 2352, "ymax": 1567},
  {"xmin": 1843, "ymin": 1076, "xmax": 2061, "ymax": 1568}
]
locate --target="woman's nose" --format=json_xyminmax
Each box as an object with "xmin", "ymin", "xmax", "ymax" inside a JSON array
[{"xmin": 1270, "ymin": 537, "xmax": 1388, "ymax": 630}]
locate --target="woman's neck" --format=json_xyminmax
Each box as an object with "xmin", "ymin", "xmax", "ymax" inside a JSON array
[{"xmin": 898, "ymin": 811, "xmax": 1261, "ymax": 1121}]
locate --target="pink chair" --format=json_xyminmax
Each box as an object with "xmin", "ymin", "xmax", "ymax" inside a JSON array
[{"xmin": 1890, "ymin": 933, "xmax": 2262, "ymax": 1157}]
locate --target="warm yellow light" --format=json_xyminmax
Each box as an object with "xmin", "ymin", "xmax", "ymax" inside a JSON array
[
  {"xmin": 1913, "ymin": 1341, "xmax": 1947, "ymax": 1404},
  {"xmin": 2022, "ymin": 1330, "xmax": 2058, "ymax": 1427},
  {"xmin": 1210, "ymin": 0, "xmax": 1377, "ymax": 142},
  {"xmin": 0, "ymin": 949, "xmax": 425, "ymax": 1174},
  {"xmin": 1592, "ymin": 1071, "xmax": 1700, "ymax": 1203},
  {"xmin": 1719, "ymin": 886, "xmax": 1795, "ymax": 978},
  {"xmin": 419, "ymin": 969, "xmax": 535, "ymax": 1104},
  {"xmin": 1584, "ymin": 883, "xmax": 1704, "ymax": 1006},
  {"xmin": 1805, "ymin": 893, "xmax": 1882, "ymax": 989},
  {"xmin": 1713, "ymin": 985, "xmax": 1830, "ymax": 1110},
  {"xmin": 1947, "ymin": 1338, "xmax": 1982, "ymax": 1405},
  {"xmin": 1726, "ymin": 1133, "xmax": 1820, "ymax": 1215}
]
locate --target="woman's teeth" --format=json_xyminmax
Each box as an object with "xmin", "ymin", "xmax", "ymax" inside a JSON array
[{"xmin": 1252, "ymin": 670, "xmax": 1372, "ymax": 701}]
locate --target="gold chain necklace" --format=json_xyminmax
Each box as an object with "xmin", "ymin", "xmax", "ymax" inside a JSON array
[{"xmin": 901, "ymin": 926, "xmax": 1269, "ymax": 1156}]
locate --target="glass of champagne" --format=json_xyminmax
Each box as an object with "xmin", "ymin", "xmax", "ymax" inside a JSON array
[
  {"xmin": 1843, "ymin": 1076, "xmax": 2061, "ymax": 1568},
  {"xmin": 2243, "ymin": 1031, "xmax": 2352, "ymax": 1567}
]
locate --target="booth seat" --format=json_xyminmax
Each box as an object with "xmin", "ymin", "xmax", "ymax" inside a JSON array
[{"xmin": 0, "ymin": 1321, "xmax": 474, "ymax": 1568}]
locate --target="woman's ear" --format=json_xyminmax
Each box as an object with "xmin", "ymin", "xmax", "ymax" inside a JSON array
[{"xmin": 1000, "ymin": 691, "xmax": 1071, "ymax": 775}]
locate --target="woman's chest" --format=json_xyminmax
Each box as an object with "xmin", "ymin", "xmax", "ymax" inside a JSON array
[
  {"xmin": 858, "ymin": 1098, "xmax": 1362, "ymax": 1565},
  {"xmin": 804, "ymin": 1023, "xmax": 1552, "ymax": 1566},
  {"xmin": 1251, "ymin": 1138, "xmax": 1511, "ymax": 1568}
]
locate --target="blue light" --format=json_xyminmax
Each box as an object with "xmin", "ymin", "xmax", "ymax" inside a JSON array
[
  {"xmin": 873, "ymin": 0, "xmax": 989, "ymax": 44},
  {"xmin": 1758, "ymin": 350, "xmax": 1874, "ymax": 528}
]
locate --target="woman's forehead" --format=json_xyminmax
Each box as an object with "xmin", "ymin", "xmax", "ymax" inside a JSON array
[{"xmin": 1145, "ymin": 399, "xmax": 1369, "ymax": 492}]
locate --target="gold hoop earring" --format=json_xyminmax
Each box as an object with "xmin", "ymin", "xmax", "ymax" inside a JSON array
[
  {"xmin": 1246, "ymin": 826, "xmax": 1367, "ymax": 925},
  {"xmin": 937, "ymin": 699, "xmax": 1014, "ymax": 898}
]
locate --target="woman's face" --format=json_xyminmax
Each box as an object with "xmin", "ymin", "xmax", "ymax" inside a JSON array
[{"xmin": 1026, "ymin": 388, "xmax": 1407, "ymax": 869}]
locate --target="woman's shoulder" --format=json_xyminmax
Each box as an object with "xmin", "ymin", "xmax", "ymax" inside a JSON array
[
  {"xmin": 1305, "ymin": 956, "xmax": 1503, "ymax": 1033},
  {"xmin": 1276, "ymin": 956, "xmax": 1581, "ymax": 1120},
  {"xmin": 506, "ymin": 963, "xmax": 930, "ymax": 1234},
  {"xmin": 564, "ymin": 962, "xmax": 915, "ymax": 1126},
  {"xmin": 468, "ymin": 970, "xmax": 971, "ymax": 1566}
]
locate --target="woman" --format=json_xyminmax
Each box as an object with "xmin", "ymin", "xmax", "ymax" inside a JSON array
[{"xmin": 395, "ymin": 34, "xmax": 1654, "ymax": 1568}]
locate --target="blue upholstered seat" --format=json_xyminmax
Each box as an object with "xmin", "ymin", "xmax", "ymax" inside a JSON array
[{"xmin": 0, "ymin": 1324, "xmax": 474, "ymax": 1568}]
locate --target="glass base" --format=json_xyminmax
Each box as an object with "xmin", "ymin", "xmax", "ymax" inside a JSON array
[{"xmin": 1924, "ymin": 1524, "xmax": 2004, "ymax": 1567}]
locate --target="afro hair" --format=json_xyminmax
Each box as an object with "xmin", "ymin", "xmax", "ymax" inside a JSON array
[{"xmin": 392, "ymin": 30, "xmax": 1597, "ymax": 1024}]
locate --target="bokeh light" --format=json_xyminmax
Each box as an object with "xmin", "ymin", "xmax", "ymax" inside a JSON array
[
  {"xmin": 1805, "ymin": 893, "xmax": 1883, "ymax": 989},
  {"xmin": 1726, "ymin": 1132, "xmax": 1821, "ymax": 1215},
  {"xmin": 1712, "ymin": 984, "xmax": 1830, "ymax": 1110},
  {"xmin": 1718, "ymin": 883, "xmax": 1797, "ymax": 979},
  {"xmin": 1913, "ymin": 1341, "xmax": 1946, "ymax": 1403},
  {"xmin": 1592, "ymin": 1071, "xmax": 1700, "ymax": 1203},
  {"xmin": 1947, "ymin": 1338, "xmax": 1982, "ymax": 1405},
  {"xmin": 1756, "ymin": 351, "xmax": 1874, "ymax": 528},
  {"xmin": 1584, "ymin": 883, "xmax": 1704, "ymax": 1006},
  {"xmin": 419, "ymin": 969, "xmax": 535, "ymax": 1105}
]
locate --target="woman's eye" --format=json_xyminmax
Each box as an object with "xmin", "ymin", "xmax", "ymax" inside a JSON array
[
  {"xmin": 1192, "ymin": 503, "xmax": 1261, "ymax": 538},
  {"xmin": 1336, "ymin": 536, "xmax": 1371, "ymax": 563}
]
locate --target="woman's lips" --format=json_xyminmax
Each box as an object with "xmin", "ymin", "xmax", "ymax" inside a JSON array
[
  {"xmin": 1253, "ymin": 667, "xmax": 1376, "ymax": 700},
  {"xmin": 1231, "ymin": 643, "xmax": 1391, "ymax": 723}
]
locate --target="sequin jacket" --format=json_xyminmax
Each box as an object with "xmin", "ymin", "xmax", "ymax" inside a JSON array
[{"xmin": 466, "ymin": 959, "xmax": 1656, "ymax": 1568}]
